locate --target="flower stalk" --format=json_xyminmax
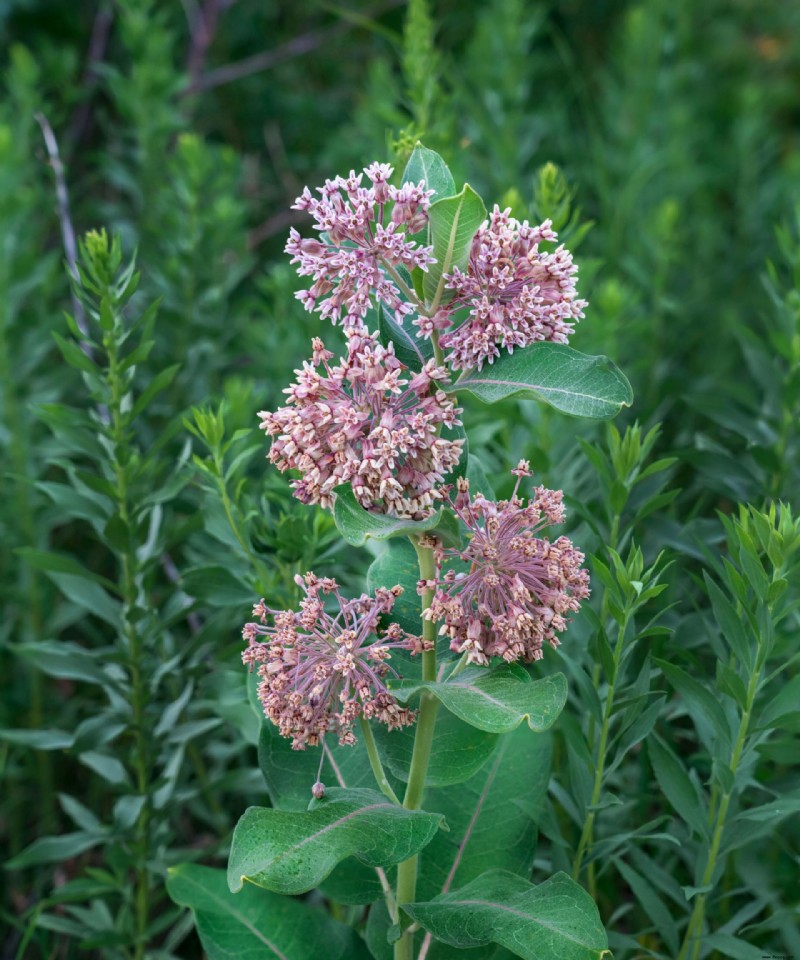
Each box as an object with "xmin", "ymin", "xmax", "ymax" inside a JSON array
[{"xmin": 394, "ymin": 536, "xmax": 440, "ymax": 960}]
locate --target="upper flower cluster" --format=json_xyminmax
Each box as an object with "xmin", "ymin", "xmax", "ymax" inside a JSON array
[
  {"xmin": 421, "ymin": 462, "xmax": 590, "ymax": 665},
  {"xmin": 243, "ymin": 573, "xmax": 427, "ymax": 750},
  {"xmin": 259, "ymin": 332, "xmax": 464, "ymax": 519},
  {"xmin": 286, "ymin": 162, "xmax": 435, "ymax": 334},
  {"xmin": 434, "ymin": 206, "xmax": 587, "ymax": 371}
]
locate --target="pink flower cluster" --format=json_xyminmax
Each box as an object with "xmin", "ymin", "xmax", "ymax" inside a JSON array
[
  {"xmin": 286, "ymin": 162, "xmax": 435, "ymax": 334},
  {"xmin": 243, "ymin": 573, "xmax": 427, "ymax": 750},
  {"xmin": 433, "ymin": 206, "xmax": 587, "ymax": 371},
  {"xmin": 421, "ymin": 462, "xmax": 590, "ymax": 665},
  {"xmin": 259, "ymin": 332, "xmax": 464, "ymax": 519}
]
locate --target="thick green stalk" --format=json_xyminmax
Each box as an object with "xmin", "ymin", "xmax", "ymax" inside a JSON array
[{"xmin": 394, "ymin": 538, "xmax": 439, "ymax": 960}]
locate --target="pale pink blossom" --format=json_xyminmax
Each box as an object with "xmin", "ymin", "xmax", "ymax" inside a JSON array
[
  {"xmin": 259, "ymin": 332, "xmax": 464, "ymax": 519},
  {"xmin": 286, "ymin": 164, "xmax": 435, "ymax": 333},
  {"xmin": 427, "ymin": 206, "xmax": 587, "ymax": 371},
  {"xmin": 422, "ymin": 461, "xmax": 590, "ymax": 665},
  {"xmin": 243, "ymin": 574, "xmax": 427, "ymax": 749}
]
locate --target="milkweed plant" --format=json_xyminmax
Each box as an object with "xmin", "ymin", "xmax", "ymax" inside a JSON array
[{"xmin": 169, "ymin": 144, "xmax": 633, "ymax": 960}]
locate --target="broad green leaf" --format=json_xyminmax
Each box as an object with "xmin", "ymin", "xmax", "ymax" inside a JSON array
[
  {"xmin": 448, "ymin": 343, "xmax": 633, "ymax": 419},
  {"xmin": 377, "ymin": 303, "xmax": 433, "ymax": 371},
  {"xmin": 648, "ymin": 736, "xmax": 708, "ymax": 838},
  {"xmin": 401, "ymin": 143, "xmax": 456, "ymax": 200},
  {"xmin": 167, "ymin": 864, "xmax": 370, "ymax": 960},
  {"xmin": 424, "ymin": 185, "xmax": 486, "ymax": 306},
  {"xmin": 0, "ymin": 728, "xmax": 74, "ymax": 749},
  {"xmin": 373, "ymin": 707, "xmax": 499, "ymax": 787},
  {"xmin": 418, "ymin": 725, "xmax": 552, "ymax": 905},
  {"xmin": 228, "ymin": 788, "xmax": 443, "ymax": 895},
  {"xmin": 332, "ymin": 484, "xmax": 461, "ymax": 548},
  {"xmin": 392, "ymin": 667, "xmax": 567, "ymax": 734},
  {"xmin": 404, "ymin": 869, "xmax": 609, "ymax": 960},
  {"xmin": 257, "ymin": 721, "xmax": 394, "ymax": 813}
]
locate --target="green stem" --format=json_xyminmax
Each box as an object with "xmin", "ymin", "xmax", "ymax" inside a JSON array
[
  {"xmin": 676, "ymin": 659, "xmax": 762, "ymax": 960},
  {"xmin": 394, "ymin": 538, "xmax": 439, "ymax": 960},
  {"xmin": 360, "ymin": 716, "xmax": 401, "ymax": 805},
  {"xmin": 382, "ymin": 259, "xmax": 424, "ymax": 311},
  {"xmin": 106, "ymin": 324, "xmax": 150, "ymax": 960},
  {"xmin": 572, "ymin": 610, "xmax": 631, "ymax": 895}
]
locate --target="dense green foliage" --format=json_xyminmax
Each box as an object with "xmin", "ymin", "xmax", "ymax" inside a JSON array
[{"xmin": 1, "ymin": 1, "xmax": 798, "ymax": 958}]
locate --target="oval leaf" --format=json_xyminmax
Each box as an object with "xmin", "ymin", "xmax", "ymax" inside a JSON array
[
  {"xmin": 424, "ymin": 185, "xmax": 486, "ymax": 306},
  {"xmin": 227, "ymin": 787, "xmax": 443, "ymax": 895},
  {"xmin": 167, "ymin": 864, "xmax": 370, "ymax": 960},
  {"xmin": 392, "ymin": 668, "xmax": 567, "ymax": 734},
  {"xmin": 332, "ymin": 484, "xmax": 461, "ymax": 548},
  {"xmin": 448, "ymin": 343, "xmax": 633, "ymax": 420},
  {"xmin": 373, "ymin": 707, "xmax": 499, "ymax": 787},
  {"xmin": 401, "ymin": 143, "xmax": 456, "ymax": 200},
  {"xmin": 404, "ymin": 869, "xmax": 609, "ymax": 960}
]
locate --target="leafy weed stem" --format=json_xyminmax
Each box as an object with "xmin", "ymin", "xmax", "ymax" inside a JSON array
[
  {"xmin": 676, "ymin": 634, "xmax": 766, "ymax": 960},
  {"xmin": 572, "ymin": 607, "xmax": 632, "ymax": 896},
  {"xmin": 105, "ymin": 315, "xmax": 151, "ymax": 960}
]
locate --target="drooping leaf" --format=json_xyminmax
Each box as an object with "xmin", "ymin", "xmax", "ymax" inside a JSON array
[
  {"xmin": 424, "ymin": 185, "xmax": 486, "ymax": 305},
  {"xmin": 404, "ymin": 869, "xmax": 609, "ymax": 960},
  {"xmin": 227, "ymin": 788, "xmax": 443, "ymax": 895},
  {"xmin": 167, "ymin": 864, "xmax": 370, "ymax": 960},
  {"xmin": 401, "ymin": 143, "xmax": 456, "ymax": 200},
  {"xmin": 392, "ymin": 667, "xmax": 567, "ymax": 734},
  {"xmin": 447, "ymin": 343, "xmax": 632, "ymax": 419},
  {"xmin": 332, "ymin": 484, "xmax": 461, "ymax": 548}
]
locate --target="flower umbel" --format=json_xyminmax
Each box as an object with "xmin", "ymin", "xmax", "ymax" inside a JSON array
[
  {"xmin": 243, "ymin": 573, "xmax": 427, "ymax": 750},
  {"xmin": 259, "ymin": 332, "xmax": 464, "ymax": 518},
  {"xmin": 286, "ymin": 163, "xmax": 435, "ymax": 333},
  {"xmin": 423, "ymin": 461, "xmax": 590, "ymax": 665},
  {"xmin": 430, "ymin": 206, "xmax": 587, "ymax": 371}
]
